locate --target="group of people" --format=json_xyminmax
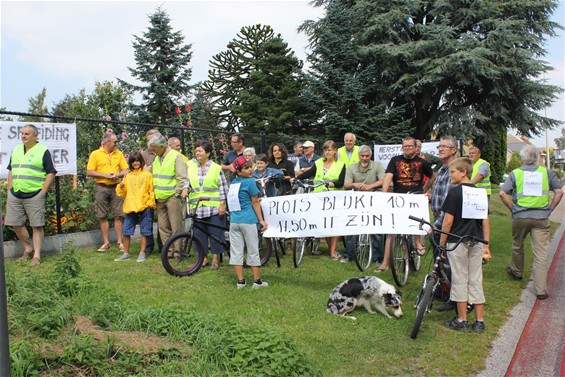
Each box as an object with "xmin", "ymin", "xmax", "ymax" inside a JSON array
[{"xmin": 5, "ymin": 125, "xmax": 563, "ymax": 306}]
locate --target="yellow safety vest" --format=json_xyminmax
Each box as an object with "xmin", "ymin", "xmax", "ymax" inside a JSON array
[
  {"xmin": 153, "ymin": 149, "xmax": 180, "ymax": 200},
  {"xmin": 187, "ymin": 160, "xmax": 221, "ymax": 209},
  {"xmin": 514, "ymin": 166, "xmax": 549, "ymax": 208},
  {"xmin": 11, "ymin": 143, "xmax": 48, "ymax": 193},
  {"xmin": 338, "ymin": 146, "xmax": 360, "ymax": 167},
  {"xmin": 472, "ymin": 158, "xmax": 491, "ymax": 195},
  {"xmin": 314, "ymin": 159, "xmax": 345, "ymax": 192}
]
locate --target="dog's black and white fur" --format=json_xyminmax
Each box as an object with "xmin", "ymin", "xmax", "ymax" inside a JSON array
[{"xmin": 326, "ymin": 276, "xmax": 403, "ymax": 320}]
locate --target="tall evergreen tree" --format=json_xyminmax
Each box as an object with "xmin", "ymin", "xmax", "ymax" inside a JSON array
[
  {"xmin": 119, "ymin": 7, "xmax": 193, "ymax": 125},
  {"xmin": 202, "ymin": 24, "xmax": 304, "ymax": 133},
  {"xmin": 22, "ymin": 88, "xmax": 49, "ymax": 122},
  {"xmin": 303, "ymin": 0, "xmax": 563, "ymax": 145}
]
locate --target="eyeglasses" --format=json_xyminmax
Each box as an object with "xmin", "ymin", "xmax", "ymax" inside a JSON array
[{"xmin": 437, "ymin": 145, "xmax": 455, "ymax": 149}]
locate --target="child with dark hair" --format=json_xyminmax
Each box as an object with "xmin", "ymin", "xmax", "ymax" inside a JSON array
[
  {"xmin": 228, "ymin": 156, "xmax": 268, "ymax": 289},
  {"xmin": 115, "ymin": 152, "xmax": 155, "ymax": 262},
  {"xmin": 253, "ymin": 153, "xmax": 284, "ymax": 197}
]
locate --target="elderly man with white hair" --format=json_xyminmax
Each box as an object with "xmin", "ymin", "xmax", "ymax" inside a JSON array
[{"xmin": 500, "ymin": 144, "xmax": 563, "ymax": 300}]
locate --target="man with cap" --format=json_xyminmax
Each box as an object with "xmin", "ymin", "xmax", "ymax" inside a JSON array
[{"xmin": 296, "ymin": 140, "xmax": 320, "ymax": 175}]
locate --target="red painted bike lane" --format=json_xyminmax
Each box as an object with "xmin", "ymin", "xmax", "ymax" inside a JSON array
[{"xmin": 506, "ymin": 231, "xmax": 565, "ymax": 377}]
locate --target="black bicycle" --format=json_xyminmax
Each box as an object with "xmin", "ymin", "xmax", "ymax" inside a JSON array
[
  {"xmin": 290, "ymin": 179, "xmax": 328, "ymax": 267},
  {"xmin": 408, "ymin": 216, "xmax": 488, "ymax": 339},
  {"xmin": 255, "ymin": 174, "xmax": 287, "ymax": 260},
  {"xmin": 161, "ymin": 197, "xmax": 275, "ymax": 277}
]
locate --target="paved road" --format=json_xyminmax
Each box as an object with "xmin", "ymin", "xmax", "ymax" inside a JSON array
[{"xmin": 479, "ymin": 195, "xmax": 565, "ymax": 377}]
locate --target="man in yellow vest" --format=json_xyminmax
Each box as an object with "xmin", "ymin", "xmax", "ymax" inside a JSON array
[
  {"xmin": 337, "ymin": 132, "xmax": 360, "ymax": 168},
  {"xmin": 5, "ymin": 124, "xmax": 57, "ymax": 266},
  {"xmin": 469, "ymin": 147, "xmax": 491, "ymax": 201},
  {"xmin": 87, "ymin": 132, "xmax": 129, "ymax": 252},
  {"xmin": 149, "ymin": 134, "xmax": 187, "ymax": 248},
  {"xmin": 500, "ymin": 144, "xmax": 563, "ymax": 300}
]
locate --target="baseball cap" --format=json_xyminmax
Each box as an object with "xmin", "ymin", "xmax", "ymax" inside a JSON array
[
  {"xmin": 302, "ymin": 141, "xmax": 315, "ymax": 148},
  {"xmin": 232, "ymin": 156, "xmax": 250, "ymax": 171}
]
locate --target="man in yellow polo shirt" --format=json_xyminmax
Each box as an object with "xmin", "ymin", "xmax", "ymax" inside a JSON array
[
  {"xmin": 337, "ymin": 132, "xmax": 360, "ymax": 168},
  {"xmin": 87, "ymin": 132, "xmax": 129, "ymax": 252},
  {"xmin": 5, "ymin": 124, "xmax": 57, "ymax": 266},
  {"xmin": 149, "ymin": 134, "xmax": 187, "ymax": 248}
]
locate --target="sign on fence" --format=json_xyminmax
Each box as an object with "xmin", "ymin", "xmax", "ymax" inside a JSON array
[
  {"xmin": 261, "ymin": 191, "xmax": 430, "ymax": 238},
  {"xmin": 374, "ymin": 141, "xmax": 439, "ymax": 168},
  {"xmin": 0, "ymin": 121, "xmax": 77, "ymax": 178}
]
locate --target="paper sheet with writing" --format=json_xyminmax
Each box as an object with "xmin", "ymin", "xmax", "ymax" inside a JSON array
[
  {"xmin": 261, "ymin": 191, "xmax": 430, "ymax": 238},
  {"xmin": 522, "ymin": 171, "xmax": 543, "ymax": 196},
  {"xmin": 227, "ymin": 182, "xmax": 242, "ymax": 212},
  {"xmin": 461, "ymin": 186, "xmax": 488, "ymax": 219},
  {"xmin": 0, "ymin": 121, "xmax": 77, "ymax": 178}
]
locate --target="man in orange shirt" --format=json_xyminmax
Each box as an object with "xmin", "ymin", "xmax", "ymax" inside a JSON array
[{"xmin": 87, "ymin": 132, "xmax": 129, "ymax": 252}]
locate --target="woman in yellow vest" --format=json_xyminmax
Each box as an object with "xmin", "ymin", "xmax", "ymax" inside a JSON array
[
  {"xmin": 181, "ymin": 140, "xmax": 229, "ymax": 270},
  {"xmin": 295, "ymin": 140, "xmax": 346, "ymax": 260}
]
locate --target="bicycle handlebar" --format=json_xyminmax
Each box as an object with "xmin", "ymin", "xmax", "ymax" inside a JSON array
[
  {"xmin": 408, "ymin": 215, "xmax": 488, "ymax": 247},
  {"xmin": 293, "ymin": 178, "xmax": 330, "ymax": 189}
]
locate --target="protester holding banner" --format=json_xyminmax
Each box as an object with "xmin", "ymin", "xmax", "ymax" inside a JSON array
[
  {"xmin": 5, "ymin": 124, "xmax": 57, "ymax": 266},
  {"xmin": 341, "ymin": 144, "xmax": 385, "ymax": 265},
  {"xmin": 86, "ymin": 132, "xmax": 129, "ymax": 253},
  {"xmin": 378, "ymin": 136, "xmax": 433, "ymax": 272},
  {"xmin": 295, "ymin": 140, "xmax": 346, "ymax": 260}
]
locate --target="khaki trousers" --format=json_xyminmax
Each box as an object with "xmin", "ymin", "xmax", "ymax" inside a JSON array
[
  {"xmin": 156, "ymin": 196, "xmax": 183, "ymax": 246},
  {"xmin": 511, "ymin": 218, "xmax": 550, "ymax": 296}
]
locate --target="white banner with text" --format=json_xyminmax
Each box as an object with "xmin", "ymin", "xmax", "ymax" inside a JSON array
[
  {"xmin": 261, "ymin": 191, "xmax": 430, "ymax": 238},
  {"xmin": 374, "ymin": 141, "xmax": 439, "ymax": 168},
  {"xmin": 0, "ymin": 121, "xmax": 77, "ymax": 178}
]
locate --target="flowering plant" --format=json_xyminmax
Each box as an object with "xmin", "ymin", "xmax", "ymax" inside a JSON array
[{"xmin": 175, "ymin": 104, "xmax": 195, "ymax": 151}]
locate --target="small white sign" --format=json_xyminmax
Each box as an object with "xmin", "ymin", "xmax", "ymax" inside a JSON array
[
  {"xmin": 461, "ymin": 185, "xmax": 488, "ymax": 219},
  {"xmin": 523, "ymin": 171, "xmax": 543, "ymax": 196},
  {"xmin": 227, "ymin": 182, "xmax": 242, "ymax": 212}
]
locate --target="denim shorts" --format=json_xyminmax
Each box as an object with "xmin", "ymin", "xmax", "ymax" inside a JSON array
[{"xmin": 123, "ymin": 208, "xmax": 154, "ymax": 236}]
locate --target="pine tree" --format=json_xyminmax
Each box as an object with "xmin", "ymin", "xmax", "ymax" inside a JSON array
[{"xmin": 119, "ymin": 7, "xmax": 193, "ymax": 125}]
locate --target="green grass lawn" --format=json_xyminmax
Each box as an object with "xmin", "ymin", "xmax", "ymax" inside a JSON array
[{"xmin": 6, "ymin": 191, "xmax": 561, "ymax": 376}]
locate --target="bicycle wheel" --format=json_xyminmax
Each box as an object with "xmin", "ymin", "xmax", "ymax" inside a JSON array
[
  {"xmin": 293, "ymin": 237, "xmax": 308, "ymax": 268},
  {"xmin": 354, "ymin": 234, "xmax": 373, "ymax": 271},
  {"xmin": 390, "ymin": 235, "xmax": 410, "ymax": 287},
  {"xmin": 161, "ymin": 232, "xmax": 205, "ymax": 277},
  {"xmin": 411, "ymin": 276, "xmax": 437, "ymax": 339},
  {"xmin": 258, "ymin": 234, "xmax": 273, "ymax": 266}
]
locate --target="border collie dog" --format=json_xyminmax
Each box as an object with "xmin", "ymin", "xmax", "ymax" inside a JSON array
[{"xmin": 326, "ymin": 276, "xmax": 403, "ymax": 320}]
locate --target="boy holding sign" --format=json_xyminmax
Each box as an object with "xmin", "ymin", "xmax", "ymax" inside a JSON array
[
  {"xmin": 439, "ymin": 157, "xmax": 491, "ymax": 333},
  {"xmin": 228, "ymin": 156, "xmax": 269, "ymax": 289}
]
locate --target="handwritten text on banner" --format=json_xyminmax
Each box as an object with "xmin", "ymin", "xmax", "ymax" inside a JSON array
[{"xmin": 261, "ymin": 191, "xmax": 430, "ymax": 238}]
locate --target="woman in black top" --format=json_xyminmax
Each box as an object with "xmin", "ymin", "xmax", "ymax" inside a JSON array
[{"xmin": 268, "ymin": 142, "xmax": 295, "ymax": 195}]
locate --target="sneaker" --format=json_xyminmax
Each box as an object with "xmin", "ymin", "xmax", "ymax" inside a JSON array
[
  {"xmin": 136, "ymin": 253, "xmax": 146, "ymax": 263},
  {"xmin": 252, "ymin": 281, "xmax": 269, "ymax": 289},
  {"xmin": 473, "ymin": 320, "xmax": 485, "ymax": 333},
  {"xmin": 114, "ymin": 253, "xmax": 131, "ymax": 261},
  {"xmin": 118, "ymin": 243, "xmax": 125, "ymax": 252},
  {"xmin": 436, "ymin": 301, "xmax": 456, "ymax": 312},
  {"xmin": 444, "ymin": 317, "xmax": 470, "ymax": 332},
  {"xmin": 98, "ymin": 243, "xmax": 110, "ymax": 252},
  {"xmin": 340, "ymin": 257, "xmax": 351, "ymax": 264},
  {"xmin": 237, "ymin": 280, "xmax": 246, "ymax": 289}
]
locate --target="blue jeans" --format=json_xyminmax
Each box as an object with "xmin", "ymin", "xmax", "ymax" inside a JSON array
[{"xmin": 344, "ymin": 234, "xmax": 384, "ymax": 263}]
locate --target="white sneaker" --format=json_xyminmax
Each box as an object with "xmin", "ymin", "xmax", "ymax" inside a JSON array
[
  {"xmin": 136, "ymin": 253, "xmax": 146, "ymax": 263},
  {"xmin": 114, "ymin": 253, "xmax": 130, "ymax": 261},
  {"xmin": 252, "ymin": 281, "xmax": 269, "ymax": 289},
  {"xmin": 237, "ymin": 281, "xmax": 247, "ymax": 289}
]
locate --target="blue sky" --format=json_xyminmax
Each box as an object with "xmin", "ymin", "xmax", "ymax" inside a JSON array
[{"xmin": 1, "ymin": 0, "xmax": 563, "ymax": 147}]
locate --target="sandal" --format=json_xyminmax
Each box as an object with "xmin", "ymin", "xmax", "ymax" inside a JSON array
[
  {"xmin": 415, "ymin": 247, "xmax": 426, "ymax": 256},
  {"xmin": 374, "ymin": 266, "xmax": 389, "ymax": 273},
  {"xmin": 18, "ymin": 250, "xmax": 33, "ymax": 262},
  {"xmin": 330, "ymin": 255, "xmax": 340, "ymax": 261},
  {"xmin": 30, "ymin": 257, "xmax": 41, "ymax": 267}
]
